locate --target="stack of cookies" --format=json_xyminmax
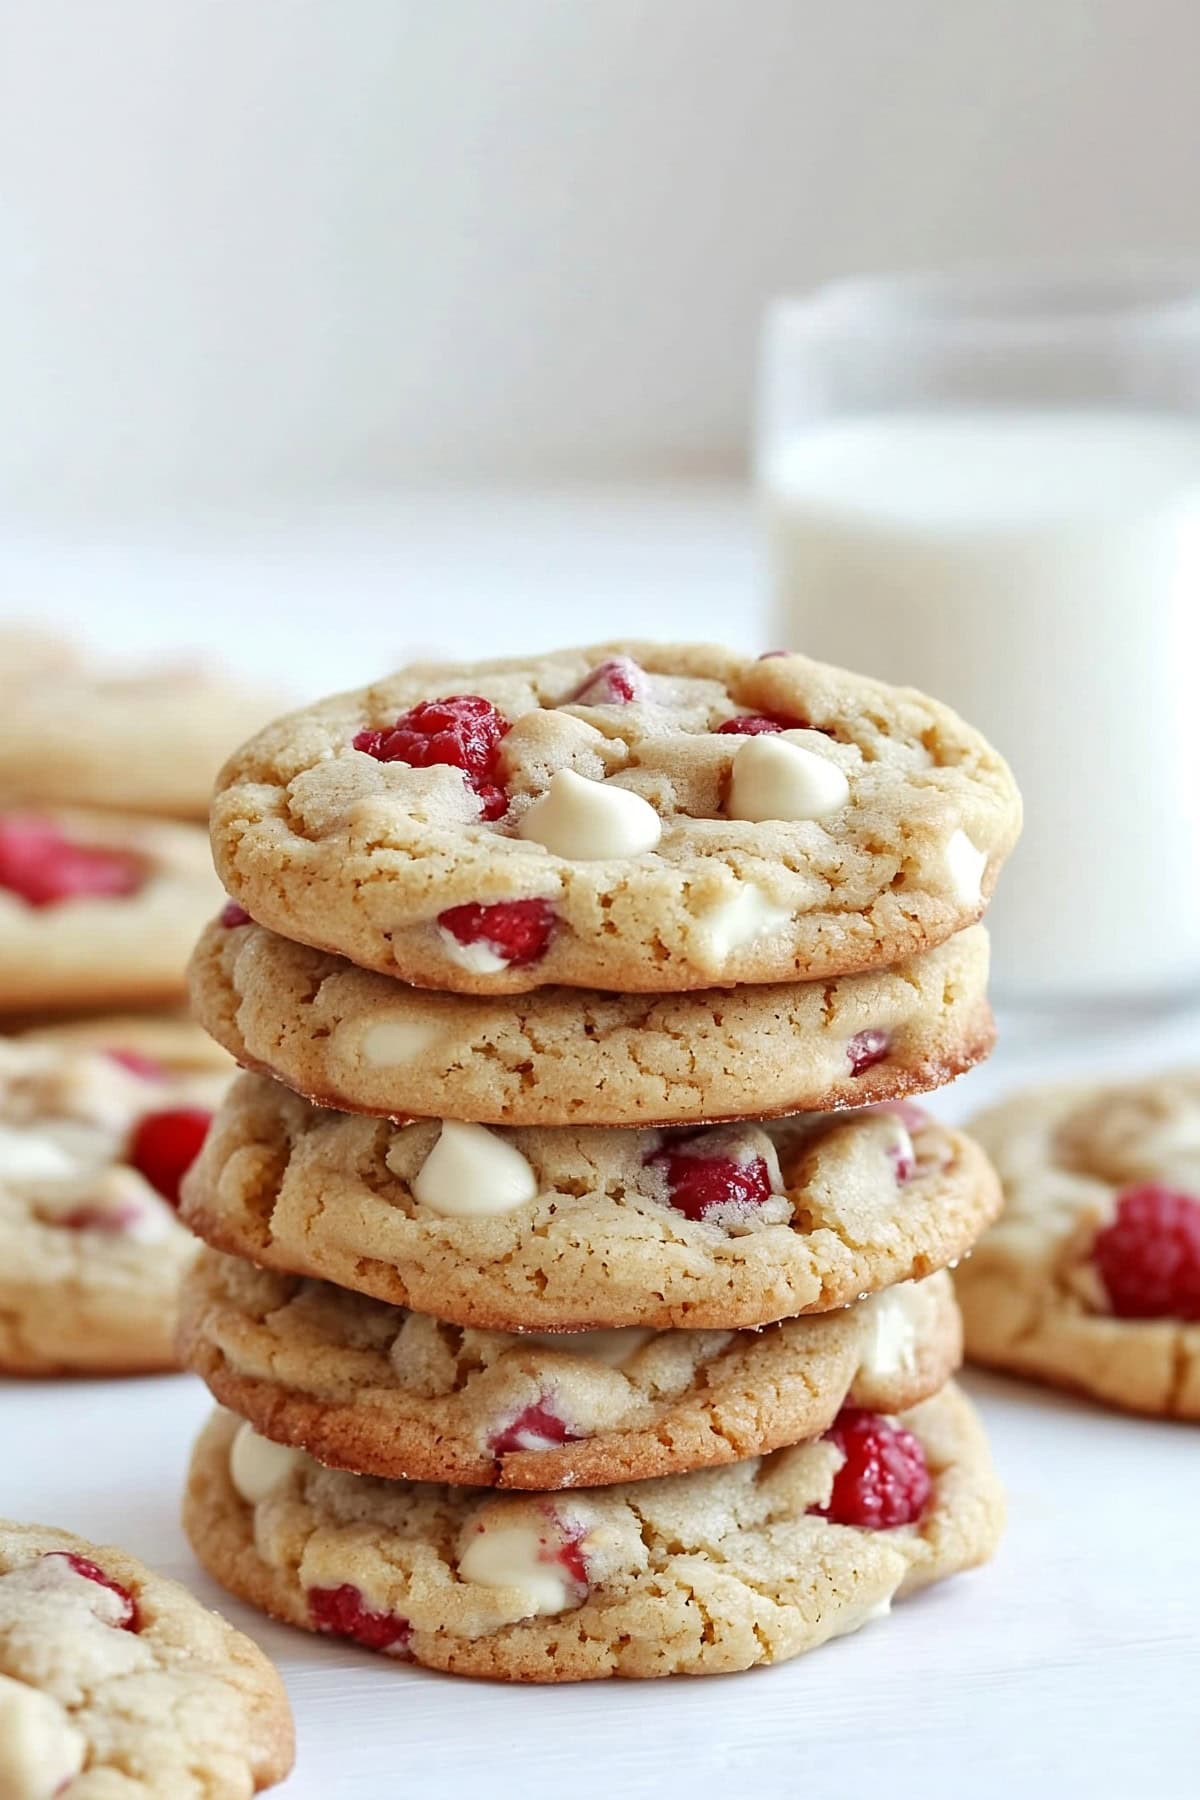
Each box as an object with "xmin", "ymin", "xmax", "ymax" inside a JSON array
[
  {"xmin": 0, "ymin": 631, "xmax": 277, "ymax": 1376},
  {"xmin": 176, "ymin": 642, "xmax": 1021, "ymax": 1681}
]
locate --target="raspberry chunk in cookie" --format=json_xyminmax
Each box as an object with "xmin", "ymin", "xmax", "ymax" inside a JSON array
[
  {"xmin": 438, "ymin": 899, "xmax": 556, "ymax": 969},
  {"xmin": 127, "ymin": 1106, "xmax": 213, "ymax": 1206},
  {"xmin": 717, "ymin": 711, "xmax": 808, "ymax": 736},
  {"xmin": 0, "ymin": 815, "xmax": 143, "ymax": 907},
  {"xmin": 488, "ymin": 1400, "xmax": 581, "ymax": 1457},
  {"xmin": 1092, "ymin": 1184, "xmax": 1200, "ymax": 1321},
  {"xmin": 308, "ymin": 1584, "xmax": 411, "ymax": 1655},
  {"xmin": 354, "ymin": 695, "xmax": 510, "ymax": 819},
  {"xmin": 645, "ymin": 1126, "xmax": 784, "ymax": 1226},
  {"xmin": 42, "ymin": 1551, "xmax": 140, "ymax": 1630},
  {"xmin": 847, "ymin": 1029, "xmax": 890, "ymax": 1076},
  {"xmin": 815, "ymin": 1409, "xmax": 931, "ymax": 1530},
  {"xmin": 568, "ymin": 656, "xmax": 647, "ymax": 705},
  {"xmin": 219, "ymin": 899, "xmax": 252, "ymax": 928}
]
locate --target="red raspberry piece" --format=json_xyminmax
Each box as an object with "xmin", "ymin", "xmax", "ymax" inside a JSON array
[
  {"xmin": 308, "ymin": 1584, "xmax": 412, "ymax": 1655},
  {"xmin": 717, "ymin": 711, "xmax": 809, "ymax": 736},
  {"xmin": 0, "ymin": 815, "xmax": 144, "ymax": 908},
  {"xmin": 438, "ymin": 898, "xmax": 556, "ymax": 968},
  {"xmin": 58, "ymin": 1200, "xmax": 146, "ymax": 1233},
  {"xmin": 1092, "ymin": 1184, "xmax": 1200, "ymax": 1320},
  {"xmin": 569, "ymin": 656, "xmax": 646, "ymax": 705},
  {"xmin": 645, "ymin": 1140, "xmax": 773, "ymax": 1223},
  {"xmin": 757, "ymin": 649, "xmax": 790, "ymax": 660},
  {"xmin": 534, "ymin": 1505, "xmax": 591, "ymax": 1591},
  {"xmin": 489, "ymin": 1400, "xmax": 581, "ymax": 1457},
  {"xmin": 126, "ymin": 1106, "xmax": 212, "ymax": 1207},
  {"xmin": 814, "ymin": 1409, "xmax": 931, "ymax": 1530},
  {"xmin": 847, "ymin": 1029, "xmax": 890, "ymax": 1076},
  {"xmin": 219, "ymin": 899, "xmax": 251, "ymax": 928},
  {"xmin": 43, "ymin": 1551, "xmax": 140, "ymax": 1630},
  {"xmin": 107, "ymin": 1049, "xmax": 165, "ymax": 1081},
  {"xmin": 353, "ymin": 694, "xmax": 510, "ymax": 818}
]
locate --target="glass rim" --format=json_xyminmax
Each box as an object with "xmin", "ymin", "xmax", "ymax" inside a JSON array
[{"xmin": 768, "ymin": 262, "xmax": 1200, "ymax": 341}]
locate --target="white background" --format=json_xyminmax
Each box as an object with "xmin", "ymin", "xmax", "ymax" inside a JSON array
[{"xmin": 4, "ymin": 0, "xmax": 1200, "ymax": 510}]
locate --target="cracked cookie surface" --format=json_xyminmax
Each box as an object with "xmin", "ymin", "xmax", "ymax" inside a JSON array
[
  {"xmin": 0, "ymin": 809, "xmax": 220, "ymax": 1013},
  {"xmin": 179, "ymin": 1251, "xmax": 961, "ymax": 1487},
  {"xmin": 0, "ymin": 1027, "xmax": 231, "ymax": 1374},
  {"xmin": 0, "ymin": 1517, "xmax": 292, "ymax": 1797},
  {"xmin": 190, "ymin": 914, "xmax": 993, "ymax": 1127},
  {"xmin": 183, "ymin": 1383, "xmax": 1001, "ymax": 1682},
  {"xmin": 958, "ymin": 1071, "xmax": 1200, "ymax": 1417},
  {"xmin": 181, "ymin": 1074, "xmax": 1000, "ymax": 1331},
  {"xmin": 209, "ymin": 642, "xmax": 1019, "ymax": 995}
]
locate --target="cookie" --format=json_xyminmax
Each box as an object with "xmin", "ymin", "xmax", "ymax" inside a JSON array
[
  {"xmin": 181, "ymin": 1074, "xmax": 1000, "ymax": 1332},
  {"xmin": 209, "ymin": 642, "xmax": 1020, "ymax": 995},
  {"xmin": 183, "ymin": 1382, "xmax": 1001, "ymax": 1682},
  {"xmin": 179, "ymin": 1249, "xmax": 961, "ymax": 1487},
  {"xmin": 957, "ymin": 1072, "xmax": 1200, "ymax": 1418},
  {"xmin": 0, "ymin": 1517, "xmax": 292, "ymax": 1797},
  {"xmin": 0, "ymin": 809, "xmax": 220, "ymax": 1013},
  {"xmin": 0, "ymin": 1028, "xmax": 230, "ymax": 1374},
  {"xmin": 191, "ymin": 912, "xmax": 993, "ymax": 1127},
  {"xmin": 0, "ymin": 656, "xmax": 278, "ymax": 821}
]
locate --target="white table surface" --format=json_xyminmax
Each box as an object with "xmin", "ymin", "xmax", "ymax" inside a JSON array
[{"xmin": 4, "ymin": 487, "xmax": 1199, "ymax": 1800}]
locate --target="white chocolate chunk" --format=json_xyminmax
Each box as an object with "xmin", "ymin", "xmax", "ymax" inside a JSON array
[
  {"xmin": 945, "ymin": 828, "xmax": 987, "ymax": 905},
  {"xmin": 436, "ymin": 927, "xmax": 510, "ymax": 974},
  {"xmin": 517, "ymin": 1326, "xmax": 655, "ymax": 1368},
  {"xmin": 725, "ymin": 734, "xmax": 849, "ymax": 822},
  {"xmin": 4, "ymin": 1555, "xmax": 128, "ymax": 1627},
  {"xmin": 458, "ymin": 1521, "xmax": 576, "ymax": 1616},
  {"xmin": 0, "ymin": 1674, "xmax": 85, "ymax": 1800},
  {"xmin": 412, "ymin": 1121, "xmax": 538, "ymax": 1218},
  {"xmin": 230, "ymin": 1421, "xmax": 305, "ymax": 1503},
  {"xmin": 695, "ymin": 881, "xmax": 791, "ymax": 962},
  {"xmin": 0, "ymin": 1126, "xmax": 79, "ymax": 1180},
  {"xmin": 517, "ymin": 769, "xmax": 662, "ymax": 860},
  {"xmin": 359, "ymin": 1019, "xmax": 442, "ymax": 1067},
  {"xmin": 860, "ymin": 1282, "xmax": 922, "ymax": 1378}
]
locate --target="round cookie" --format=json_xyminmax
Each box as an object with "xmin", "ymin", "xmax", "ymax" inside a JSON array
[
  {"xmin": 958, "ymin": 1072, "xmax": 1200, "ymax": 1418},
  {"xmin": 191, "ymin": 912, "xmax": 994, "ymax": 1126},
  {"xmin": 0, "ymin": 658, "xmax": 279, "ymax": 820},
  {"xmin": 179, "ymin": 1250, "xmax": 962, "ymax": 1487},
  {"xmin": 209, "ymin": 641, "xmax": 1020, "ymax": 995},
  {"xmin": 0, "ymin": 809, "xmax": 220, "ymax": 1013},
  {"xmin": 183, "ymin": 1383, "xmax": 1002, "ymax": 1682},
  {"xmin": 0, "ymin": 1027, "xmax": 231, "ymax": 1374},
  {"xmin": 180, "ymin": 1074, "xmax": 1001, "ymax": 1332},
  {"xmin": 0, "ymin": 1517, "xmax": 292, "ymax": 1797}
]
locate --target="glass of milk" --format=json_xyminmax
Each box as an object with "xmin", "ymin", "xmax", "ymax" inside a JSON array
[{"xmin": 757, "ymin": 269, "xmax": 1200, "ymax": 1003}]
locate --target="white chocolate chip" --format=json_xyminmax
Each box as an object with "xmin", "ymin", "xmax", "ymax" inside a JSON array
[
  {"xmin": 0, "ymin": 1126, "xmax": 80, "ymax": 1180},
  {"xmin": 725, "ymin": 734, "xmax": 849, "ymax": 822},
  {"xmin": 517, "ymin": 769, "xmax": 662, "ymax": 860},
  {"xmin": 695, "ymin": 881, "xmax": 792, "ymax": 963},
  {"xmin": 945, "ymin": 828, "xmax": 987, "ymax": 905},
  {"xmin": 411, "ymin": 1121, "xmax": 539, "ymax": 1218},
  {"xmin": 458, "ymin": 1520, "xmax": 576, "ymax": 1616},
  {"xmin": 517, "ymin": 1326, "xmax": 655, "ymax": 1368},
  {"xmin": 0, "ymin": 1674, "xmax": 85, "ymax": 1800},
  {"xmin": 229, "ymin": 1421, "xmax": 305, "ymax": 1504},
  {"xmin": 4, "ymin": 1556, "xmax": 129, "ymax": 1627},
  {"xmin": 436, "ymin": 928, "xmax": 510, "ymax": 974},
  {"xmin": 359, "ymin": 1019, "xmax": 443, "ymax": 1067},
  {"xmin": 859, "ymin": 1283, "xmax": 922, "ymax": 1378}
]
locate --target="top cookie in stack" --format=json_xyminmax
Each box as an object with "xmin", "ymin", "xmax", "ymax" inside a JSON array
[{"xmin": 179, "ymin": 641, "xmax": 1018, "ymax": 1683}]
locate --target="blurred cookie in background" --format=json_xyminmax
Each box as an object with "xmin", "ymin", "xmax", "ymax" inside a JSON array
[
  {"xmin": 0, "ymin": 631, "xmax": 279, "ymax": 820},
  {"xmin": 0, "ymin": 1021, "xmax": 232, "ymax": 1374},
  {"xmin": 0, "ymin": 809, "xmax": 219, "ymax": 1013}
]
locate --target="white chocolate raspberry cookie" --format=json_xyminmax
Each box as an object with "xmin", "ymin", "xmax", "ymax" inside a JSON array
[
  {"xmin": 209, "ymin": 643, "xmax": 1020, "ymax": 995},
  {"xmin": 0, "ymin": 656, "xmax": 279, "ymax": 821},
  {"xmin": 179, "ymin": 1250, "xmax": 962, "ymax": 1487},
  {"xmin": 958, "ymin": 1072, "xmax": 1200, "ymax": 1417},
  {"xmin": 0, "ymin": 1028, "xmax": 231, "ymax": 1374},
  {"xmin": 181, "ymin": 1074, "xmax": 1000, "ymax": 1332},
  {"xmin": 0, "ymin": 1517, "xmax": 292, "ymax": 1797},
  {"xmin": 183, "ymin": 1383, "xmax": 1001, "ymax": 1682},
  {"xmin": 0, "ymin": 809, "xmax": 219, "ymax": 1013},
  {"xmin": 191, "ymin": 913, "xmax": 993, "ymax": 1127}
]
